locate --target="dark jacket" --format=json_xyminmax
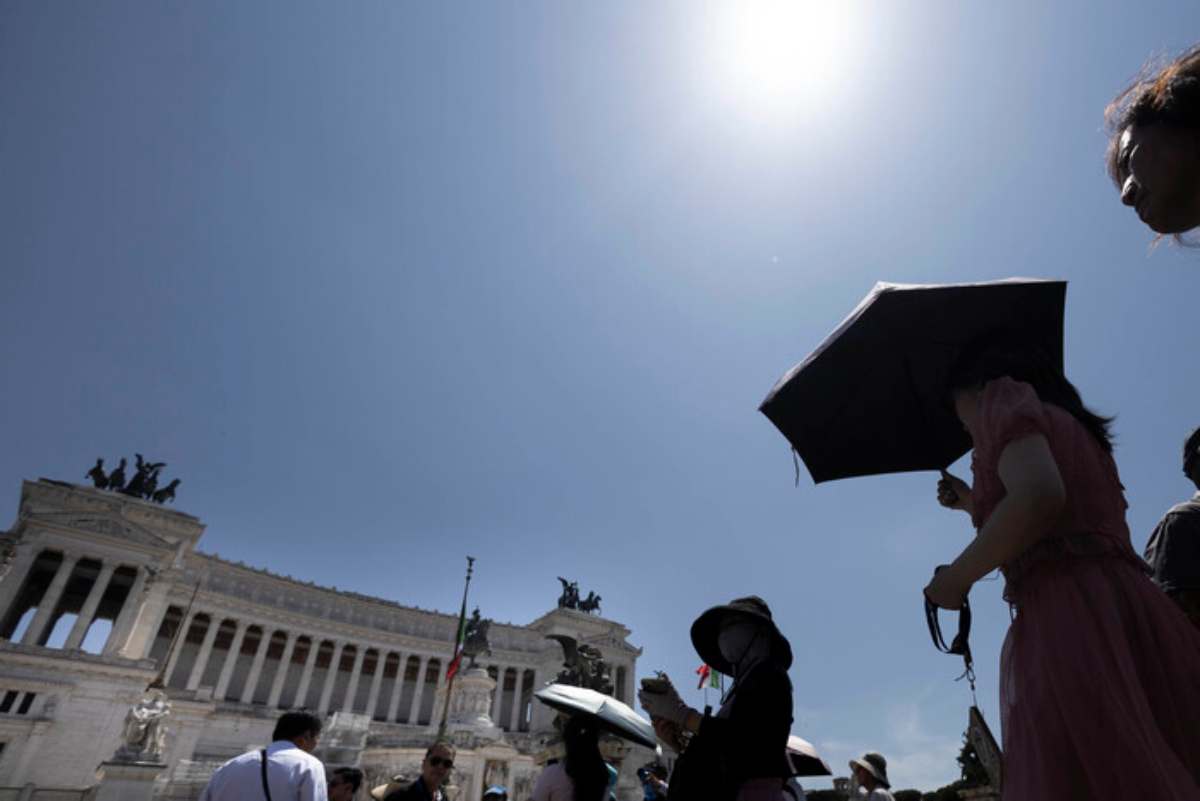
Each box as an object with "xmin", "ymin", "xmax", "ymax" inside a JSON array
[{"xmin": 668, "ymin": 661, "xmax": 793, "ymax": 801}]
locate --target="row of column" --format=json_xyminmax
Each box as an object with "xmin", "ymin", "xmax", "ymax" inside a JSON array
[
  {"xmin": 487, "ymin": 664, "xmax": 536, "ymax": 732},
  {"xmin": 156, "ymin": 605, "xmax": 450, "ymax": 724},
  {"xmin": 0, "ymin": 548, "xmax": 147, "ymax": 656}
]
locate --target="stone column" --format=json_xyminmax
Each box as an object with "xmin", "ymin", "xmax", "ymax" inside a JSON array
[
  {"xmin": 102, "ymin": 566, "xmax": 147, "ymax": 656},
  {"xmin": 386, "ymin": 653, "xmax": 407, "ymax": 722},
  {"xmin": 365, "ymin": 650, "xmax": 386, "ymax": 719},
  {"xmin": 317, "ymin": 641, "xmax": 345, "ymax": 715},
  {"xmin": 509, "ymin": 669, "xmax": 524, "ymax": 731},
  {"xmin": 342, "ymin": 646, "xmax": 367, "ymax": 713},
  {"xmin": 214, "ymin": 621, "xmax": 248, "ymax": 700},
  {"xmin": 294, "ymin": 639, "xmax": 321, "ymax": 709},
  {"xmin": 0, "ymin": 544, "xmax": 39, "ymax": 625},
  {"xmin": 127, "ymin": 575, "xmax": 172, "ymax": 660},
  {"xmin": 240, "ymin": 628, "xmax": 273, "ymax": 704},
  {"xmin": 407, "ymin": 656, "xmax": 430, "ymax": 724},
  {"xmin": 267, "ymin": 632, "xmax": 298, "ymax": 708},
  {"xmin": 161, "ymin": 610, "xmax": 198, "ymax": 685},
  {"xmin": 491, "ymin": 665, "xmax": 507, "ymax": 725},
  {"xmin": 185, "ymin": 617, "xmax": 222, "ymax": 690},
  {"xmin": 20, "ymin": 552, "xmax": 78, "ymax": 646},
  {"xmin": 63, "ymin": 561, "xmax": 116, "ymax": 650}
]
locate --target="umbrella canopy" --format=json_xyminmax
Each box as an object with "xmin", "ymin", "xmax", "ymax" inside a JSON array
[
  {"xmin": 760, "ymin": 278, "xmax": 1066, "ymax": 483},
  {"xmin": 786, "ymin": 735, "xmax": 832, "ymax": 777},
  {"xmin": 534, "ymin": 683, "xmax": 658, "ymax": 749}
]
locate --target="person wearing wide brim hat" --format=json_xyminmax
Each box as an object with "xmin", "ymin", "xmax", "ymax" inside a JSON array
[
  {"xmin": 848, "ymin": 752, "xmax": 894, "ymax": 800},
  {"xmin": 638, "ymin": 596, "xmax": 794, "ymax": 801}
]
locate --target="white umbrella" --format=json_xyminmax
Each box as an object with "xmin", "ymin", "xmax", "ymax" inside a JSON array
[
  {"xmin": 786, "ymin": 735, "xmax": 831, "ymax": 777},
  {"xmin": 534, "ymin": 683, "xmax": 658, "ymax": 749}
]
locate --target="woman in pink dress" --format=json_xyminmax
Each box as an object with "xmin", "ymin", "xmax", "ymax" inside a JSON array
[{"xmin": 923, "ymin": 337, "xmax": 1200, "ymax": 800}]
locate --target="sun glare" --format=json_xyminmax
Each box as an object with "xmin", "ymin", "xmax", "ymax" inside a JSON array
[{"xmin": 701, "ymin": 1, "xmax": 856, "ymax": 124}]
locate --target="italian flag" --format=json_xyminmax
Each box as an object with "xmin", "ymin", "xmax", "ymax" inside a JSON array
[
  {"xmin": 446, "ymin": 599, "xmax": 468, "ymax": 681},
  {"xmin": 696, "ymin": 664, "xmax": 720, "ymax": 690}
]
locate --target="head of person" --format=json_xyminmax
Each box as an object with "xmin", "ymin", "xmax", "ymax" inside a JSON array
[
  {"xmin": 421, "ymin": 742, "xmax": 456, "ymax": 791},
  {"xmin": 1106, "ymin": 44, "xmax": 1200, "ymax": 236},
  {"xmin": 946, "ymin": 333, "xmax": 1114, "ymax": 454},
  {"xmin": 482, "ymin": 786, "xmax": 508, "ymax": 801},
  {"xmin": 1183, "ymin": 427, "xmax": 1200, "ymax": 489},
  {"xmin": 272, "ymin": 710, "xmax": 322, "ymax": 753},
  {"xmin": 690, "ymin": 596, "xmax": 793, "ymax": 679},
  {"xmin": 849, "ymin": 752, "xmax": 890, "ymax": 791},
  {"xmin": 328, "ymin": 767, "xmax": 364, "ymax": 801},
  {"xmin": 562, "ymin": 714, "xmax": 609, "ymax": 801}
]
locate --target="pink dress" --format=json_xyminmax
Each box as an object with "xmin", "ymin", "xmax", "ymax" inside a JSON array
[{"xmin": 968, "ymin": 378, "xmax": 1200, "ymax": 801}]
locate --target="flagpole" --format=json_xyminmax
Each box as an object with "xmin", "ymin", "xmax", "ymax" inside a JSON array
[{"xmin": 437, "ymin": 556, "xmax": 475, "ymax": 741}]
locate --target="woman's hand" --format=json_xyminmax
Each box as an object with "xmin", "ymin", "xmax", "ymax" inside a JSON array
[
  {"xmin": 923, "ymin": 564, "xmax": 969, "ymax": 610},
  {"xmin": 937, "ymin": 470, "xmax": 975, "ymax": 516},
  {"xmin": 638, "ymin": 673, "xmax": 695, "ymax": 729}
]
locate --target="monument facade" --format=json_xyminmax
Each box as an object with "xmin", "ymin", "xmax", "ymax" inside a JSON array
[{"xmin": 0, "ymin": 479, "xmax": 645, "ymax": 800}]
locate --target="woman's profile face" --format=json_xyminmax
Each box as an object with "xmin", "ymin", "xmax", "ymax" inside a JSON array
[{"xmin": 1116, "ymin": 124, "xmax": 1200, "ymax": 234}]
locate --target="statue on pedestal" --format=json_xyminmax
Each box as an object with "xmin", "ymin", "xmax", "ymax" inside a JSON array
[
  {"xmin": 87, "ymin": 459, "xmax": 108, "ymax": 489},
  {"xmin": 114, "ymin": 688, "xmax": 171, "ymax": 763},
  {"xmin": 463, "ymin": 607, "xmax": 492, "ymax": 668},
  {"xmin": 555, "ymin": 579, "xmax": 602, "ymax": 615},
  {"xmin": 546, "ymin": 635, "xmax": 614, "ymax": 695}
]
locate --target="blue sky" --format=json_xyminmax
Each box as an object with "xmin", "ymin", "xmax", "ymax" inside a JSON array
[{"xmin": 3, "ymin": 1, "xmax": 1200, "ymax": 791}]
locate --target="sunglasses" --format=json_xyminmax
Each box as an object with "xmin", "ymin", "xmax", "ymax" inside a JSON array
[{"xmin": 428, "ymin": 757, "xmax": 454, "ymax": 768}]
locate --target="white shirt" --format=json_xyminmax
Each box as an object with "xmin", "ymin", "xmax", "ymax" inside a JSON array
[{"xmin": 200, "ymin": 741, "xmax": 328, "ymax": 801}]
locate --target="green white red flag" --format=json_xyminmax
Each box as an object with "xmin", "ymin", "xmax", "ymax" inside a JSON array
[
  {"xmin": 696, "ymin": 663, "xmax": 720, "ymax": 689},
  {"xmin": 446, "ymin": 597, "xmax": 469, "ymax": 681}
]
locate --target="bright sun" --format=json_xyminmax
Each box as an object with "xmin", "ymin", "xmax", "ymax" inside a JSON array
[{"xmin": 701, "ymin": 0, "xmax": 856, "ymax": 124}]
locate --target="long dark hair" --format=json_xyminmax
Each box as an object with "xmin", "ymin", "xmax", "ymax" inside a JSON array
[
  {"xmin": 947, "ymin": 334, "xmax": 1114, "ymax": 453},
  {"xmin": 563, "ymin": 715, "xmax": 609, "ymax": 801},
  {"xmin": 1105, "ymin": 44, "xmax": 1200, "ymax": 185}
]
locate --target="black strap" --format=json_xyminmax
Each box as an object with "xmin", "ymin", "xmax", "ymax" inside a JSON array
[
  {"xmin": 923, "ymin": 569, "xmax": 977, "ymax": 701},
  {"xmin": 260, "ymin": 749, "xmax": 273, "ymax": 801}
]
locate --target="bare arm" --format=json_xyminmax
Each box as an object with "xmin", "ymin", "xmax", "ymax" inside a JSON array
[{"xmin": 926, "ymin": 434, "xmax": 1065, "ymax": 607}]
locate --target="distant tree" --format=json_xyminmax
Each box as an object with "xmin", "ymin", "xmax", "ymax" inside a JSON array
[
  {"xmin": 893, "ymin": 790, "xmax": 922, "ymax": 801},
  {"xmin": 956, "ymin": 735, "xmax": 989, "ymax": 787}
]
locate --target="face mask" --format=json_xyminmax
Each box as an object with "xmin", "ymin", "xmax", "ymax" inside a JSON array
[{"xmin": 717, "ymin": 619, "xmax": 767, "ymax": 667}]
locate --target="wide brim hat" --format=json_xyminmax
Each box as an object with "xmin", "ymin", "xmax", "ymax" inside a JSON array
[
  {"xmin": 690, "ymin": 595, "xmax": 793, "ymax": 676},
  {"xmin": 849, "ymin": 752, "xmax": 890, "ymax": 788}
]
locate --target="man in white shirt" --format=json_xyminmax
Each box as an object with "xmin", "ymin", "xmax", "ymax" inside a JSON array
[{"xmin": 201, "ymin": 710, "xmax": 328, "ymax": 801}]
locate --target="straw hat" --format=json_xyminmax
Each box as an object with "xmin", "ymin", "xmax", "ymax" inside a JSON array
[
  {"xmin": 849, "ymin": 752, "xmax": 890, "ymax": 788},
  {"xmin": 690, "ymin": 596, "xmax": 793, "ymax": 676}
]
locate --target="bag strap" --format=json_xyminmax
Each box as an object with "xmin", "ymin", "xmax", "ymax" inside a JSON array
[
  {"xmin": 260, "ymin": 749, "xmax": 274, "ymax": 801},
  {"xmin": 923, "ymin": 571, "xmax": 976, "ymax": 701}
]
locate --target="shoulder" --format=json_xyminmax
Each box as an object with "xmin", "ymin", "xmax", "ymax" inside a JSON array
[{"xmin": 1166, "ymin": 498, "xmax": 1200, "ymax": 519}]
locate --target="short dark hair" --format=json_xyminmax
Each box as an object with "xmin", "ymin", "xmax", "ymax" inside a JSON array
[
  {"xmin": 272, "ymin": 710, "xmax": 322, "ymax": 742},
  {"xmin": 329, "ymin": 767, "xmax": 364, "ymax": 792},
  {"xmin": 424, "ymin": 741, "xmax": 456, "ymax": 759},
  {"xmin": 1183, "ymin": 427, "xmax": 1200, "ymax": 482}
]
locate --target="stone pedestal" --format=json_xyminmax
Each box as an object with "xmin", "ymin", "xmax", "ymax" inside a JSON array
[
  {"xmin": 316, "ymin": 711, "xmax": 372, "ymax": 767},
  {"xmin": 444, "ymin": 666, "xmax": 504, "ymax": 738},
  {"xmin": 94, "ymin": 760, "xmax": 166, "ymax": 801}
]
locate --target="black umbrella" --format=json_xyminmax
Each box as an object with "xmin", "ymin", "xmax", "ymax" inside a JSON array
[{"xmin": 759, "ymin": 278, "xmax": 1066, "ymax": 484}]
